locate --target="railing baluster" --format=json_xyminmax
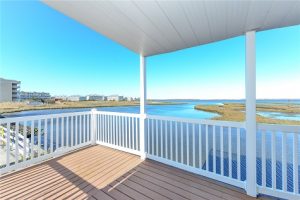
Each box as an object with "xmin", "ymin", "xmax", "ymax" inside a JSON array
[
  {"xmin": 71, "ymin": 116, "xmax": 74, "ymax": 147},
  {"xmin": 271, "ymin": 131, "xmax": 276, "ymax": 189},
  {"xmin": 181, "ymin": 122, "xmax": 183, "ymax": 164},
  {"xmin": 44, "ymin": 119, "xmax": 48, "ymax": 153},
  {"xmin": 229, "ymin": 127, "xmax": 232, "ymax": 178},
  {"xmin": 199, "ymin": 124, "xmax": 202, "ymax": 169},
  {"xmin": 56, "ymin": 117, "xmax": 59, "ymax": 149},
  {"xmin": 193, "ymin": 123, "xmax": 195, "ymax": 167},
  {"xmin": 220, "ymin": 126, "xmax": 224, "ymax": 176},
  {"xmin": 50, "ymin": 118, "xmax": 53, "ymax": 153},
  {"xmin": 161, "ymin": 120, "xmax": 163, "ymax": 158},
  {"xmin": 262, "ymin": 130, "xmax": 266, "ymax": 187},
  {"xmin": 213, "ymin": 125, "xmax": 216, "ymax": 173},
  {"xmin": 83, "ymin": 115, "xmax": 86, "ymax": 143},
  {"xmin": 66, "ymin": 116, "xmax": 69, "ymax": 147},
  {"xmin": 132, "ymin": 117, "xmax": 134, "ymax": 149},
  {"xmin": 38, "ymin": 119, "xmax": 41, "ymax": 157},
  {"xmin": 165, "ymin": 120, "xmax": 168, "ymax": 159},
  {"xmin": 75, "ymin": 116, "xmax": 78, "ymax": 145},
  {"xmin": 176, "ymin": 122, "xmax": 178, "ymax": 162},
  {"xmin": 152, "ymin": 119, "xmax": 154, "ymax": 155},
  {"xmin": 23, "ymin": 121, "xmax": 27, "ymax": 161},
  {"xmin": 79, "ymin": 115, "xmax": 81, "ymax": 144},
  {"xmin": 125, "ymin": 116, "xmax": 127, "ymax": 148},
  {"xmin": 237, "ymin": 128, "xmax": 241, "ymax": 180},
  {"xmin": 170, "ymin": 121, "xmax": 173, "ymax": 160},
  {"xmin": 128, "ymin": 117, "xmax": 131, "ymax": 148},
  {"xmin": 293, "ymin": 133, "xmax": 298, "ymax": 194},
  {"xmin": 6, "ymin": 123, "xmax": 10, "ymax": 166},
  {"xmin": 31, "ymin": 121, "xmax": 34, "ymax": 159},
  {"xmin": 62, "ymin": 117, "xmax": 64, "ymax": 147},
  {"xmin": 147, "ymin": 118, "xmax": 150, "ymax": 153},
  {"xmin": 15, "ymin": 122, "xmax": 19, "ymax": 163},
  {"xmin": 156, "ymin": 119, "xmax": 158, "ymax": 156},
  {"xmin": 135, "ymin": 117, "xmax": 138, "ymax": 150},
  {"xmin": 281, "ymin": 132, "xmax": 287, "ymax": 191},
  {"xmin": 87, "ymin": 114, "xmax": 90, "ymax": 142},
  {"xmin": 206, "ymin": 124, "xmax": 209, "ymax": 171},
  {"xmin": 187, "ymin": 122, "xmax": 189, "ymax": 166}
]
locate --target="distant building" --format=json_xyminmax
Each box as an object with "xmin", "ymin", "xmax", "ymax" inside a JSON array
[
  {"xmin": 54, "ymin": 95, "xmax": 68, "ymax": 101},
  {"xmin": 86, "ymin": 95, "xmax": 105, "ymax": 101},
  {"xmin": 67, "ymin": 95, "xmax": 85, "ymax": 101},
  {"xmin": 0, "ymin": 78, "xmax": 21, "ymax": 102},
  {"xmin": 20, "ymin": 91, "xmax": 51, "ymax": 100},
  {"xmin": 107, "ymin": 95, "xmax": 124, "ymax": 101}
]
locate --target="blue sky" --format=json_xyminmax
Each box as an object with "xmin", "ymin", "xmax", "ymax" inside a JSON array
[{"xmin": 1, "ymin": 1, "xmax": 299, "ymax": 99}]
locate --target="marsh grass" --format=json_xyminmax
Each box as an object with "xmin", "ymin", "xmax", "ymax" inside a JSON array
[{"xmin": 195, "ymin": 103, "xmax": 300, "ymax": 125}]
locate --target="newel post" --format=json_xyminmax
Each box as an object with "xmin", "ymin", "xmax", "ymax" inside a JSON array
[
  {"xmin": 245, "ymin": 30, "xmax": 257, "ymax": 197},
  {"xmin": 140, "ymin": 55, "xmax": 146, "ymax": 160},
  {"xmin": 91, "ymin": 108, "xmax": 97, "ymax": 145}
]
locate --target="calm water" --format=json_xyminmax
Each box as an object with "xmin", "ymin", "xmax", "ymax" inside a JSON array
[{"xmin": 3, "ymin": 99, "xmax": 300, "ymax": 121}]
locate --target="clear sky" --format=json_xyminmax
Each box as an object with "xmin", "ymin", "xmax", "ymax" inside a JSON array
[{"xmin": 1, "ymin": 1, "xmax": 299, "ymax": 99}]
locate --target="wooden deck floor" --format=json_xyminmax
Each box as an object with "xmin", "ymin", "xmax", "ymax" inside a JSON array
[{"xmin": 0, "ymin": 145, "xmax": 271, "ymax": 200}]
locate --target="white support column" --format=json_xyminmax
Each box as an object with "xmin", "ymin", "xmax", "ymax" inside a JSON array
[
  {"xmin": 245, "ymin": 31, "xmax": 257, "ymax": 197},
  {"xmin": 140, "ymin": 55, "xmax": 146, "ymax": 160}
]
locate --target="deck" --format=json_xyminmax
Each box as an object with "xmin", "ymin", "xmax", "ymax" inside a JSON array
[{"xmin": 0, "ymin": 145, "xmax": 270, "ymax": 200}]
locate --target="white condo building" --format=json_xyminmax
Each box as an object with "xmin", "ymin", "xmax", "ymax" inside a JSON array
[{"xmin": 0, "ymin": 78, "xmax": 21, "ymax": 102}]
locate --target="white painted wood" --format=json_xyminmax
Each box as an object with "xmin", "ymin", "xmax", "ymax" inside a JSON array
[
  {"xmin": 229, "ymin": 127, "xmax": 232, "ymax": 178},
  {"xmin": 199, "ymin": 124, "xmax": 202, "ymax": 169},
  {"xmin": 262, "ymin": 131, "xmax": 266, "ymax": 187},
  {"xmin": 44, "ymin": 119, "xmax": 48, "ymax": 153},
  {"xmin": 220, "ymin": 126, "xmax": 224, "ymax": 176},
  {"xmin": 206, "ymin": 124, "xmax": 209, "ymax": 171},
  {"xmin": 15, "ymin": 122, "xmax": 19, "ymax": 163},
  {"xmin": 245, "ymin": 30, "xmax": 257, "ymax": 197},
  {"xmin": 23, "ymin": 121, "xmax": 27, "ymax": 160},
  {"xmin": 62, "ymin": 117, "xmax": 64, "ymax": 147},
  {"xmin": 43, "ymin": 1, "xmax": 300, "ymax": 56},
  {"xmin": 181, "ymin": 122, "xmax": 183, "ymax": 164},
  {"xmin": 31, "ymin": 121, "xmax": 34, "ymax": 159},
  {"xmin": 176, "ymin": 122, "xmax": 178, "ymax": 162},
  {"xmin": 237, "ymin": 128, "xmax": 241, "ymax": 180},
  {"xmin": 186, "ymin": 123, "xmax": 189, "ymax": 165},
  {"xmin": 170, "ymin": 121, "xmax": 173, "ymax": 160},
  {"xmin": 282, "ymin": 132, "xmax": 287, "ymax": 192},
  {"xmin": 165, "ymin": 120, "xmax": 168, "ymax": 159},
  {"xmin": 213, "ymin": 125, "xmax": 216, "ymax": 173},
  {"xmin": 6, "ymin": 123, "xmax": 10, "ymax": 166},
  {"xmin": 161, "ymin": 120, "xmax": 163, "ymax": 158},
  {"xmin": 140, "ymin": 55, "xmax": 146, "ymax": 159},
  {"xmin": 38, "ymin": 120, "xmax": 41, "ymax": 157},
  {"xmin": 193, "ymin": 123, "xmax": 195, "ymax": 167},
  {"xmin": 50, "ymin": 118, "xmax": 53, "ymax": 153},
  {"xmin": 293, "ymin": 133, "xmax": 299, "ymax": 194},
  {"xmin": 272, "ymin": 132, "xmax": 276, "ymax": 189}
]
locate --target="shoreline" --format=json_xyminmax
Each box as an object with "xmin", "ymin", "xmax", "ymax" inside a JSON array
[
  {"xmin": 194, "ymin": 103, "xmax": 300, "ymax": 125},
  {"xmin": 0, "ymin": 101, "xmax": 184, "ymax": 115}
]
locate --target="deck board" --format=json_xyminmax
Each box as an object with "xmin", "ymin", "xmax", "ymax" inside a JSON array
[{"xmin": 0, "ymin": 145, "xmax": 271, "ymax": 200}]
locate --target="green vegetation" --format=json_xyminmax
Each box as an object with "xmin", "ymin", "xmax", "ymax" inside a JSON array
[
  {"xmin": 0, "ymin": 100, "xmax": 181, "ymax": 114},
  {"xmin": 194, "ymin": 103, "xmax": 300, "ymax": 125}
]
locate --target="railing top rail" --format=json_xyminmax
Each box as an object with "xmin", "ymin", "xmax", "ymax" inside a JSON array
[
  {"xmin": 257, "ymin": 123, "xmax": 300, "ymax": 133},
  {"xmin": 95, "ymin": 111, "xmax": 141, "ymax": 118},
  {"xmin": 147, "ymin": 114, "xmax": 245, "ymax": 128},
  {"xmin": 0, "ymin": 111, "xmax": 91, "ymax": 123}
]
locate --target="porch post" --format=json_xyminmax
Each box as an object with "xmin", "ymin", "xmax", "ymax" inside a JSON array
[
  {"xmin": 245, "ymin": 30, "xmax": 257, "ymax": 196},
  {"xmin": 139, "ymin": 55, "xmax": 146, "ymax": 159}
]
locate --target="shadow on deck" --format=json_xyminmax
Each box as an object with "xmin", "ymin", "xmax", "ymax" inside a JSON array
[{"xmin": 0, "ymin": 145, "xmax": 272, "ymax": 200}]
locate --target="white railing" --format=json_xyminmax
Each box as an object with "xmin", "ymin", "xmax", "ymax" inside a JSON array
[
  {"xmin": 146, "ymin": 115, "xmax": 246, "ymax": 189},
  {"xmin": 257, "ymin": 124, "xmax": 300, "ymax": 200},
  {"xmin": 0, "ymin": 111, "xmax": 92, "ymax": 174},
  {"xmin": 95, "ymin": 111, "xmax": 141, "ymax": 156},
  {"xmin": 1, "ymin": 109, "xmax": 299, "ymax": 199}
]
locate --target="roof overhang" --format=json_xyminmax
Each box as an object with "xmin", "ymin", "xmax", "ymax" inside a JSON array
[{"xmin": 43, "ymin": 0, "xmax": 300, "ymax": 57}]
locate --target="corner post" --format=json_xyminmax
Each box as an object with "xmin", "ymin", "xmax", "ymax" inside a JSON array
[
  {"xmin": 91, "ymin": 108, "xmax": 97, "ymax": 145},
  {"xmin": 245, "ymin": 31, "xmax": 257, "ymax": 197},
  {"xmin": 140, "ymin": 55, "xmax": 146, "ymax": 160}
]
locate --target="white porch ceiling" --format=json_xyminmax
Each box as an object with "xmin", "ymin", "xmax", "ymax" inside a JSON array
[{"xmin": 43, "ymin": 0, "xmax": 300, "ymax": 57}]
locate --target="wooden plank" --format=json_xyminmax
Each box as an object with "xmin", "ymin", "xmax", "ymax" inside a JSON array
[
  {"xmin": 144, "ymin": 160, "xmax": 255, "ymax": 200},
  {"xmin": 141, "ymin": 162, "xmax": 240, "ymax": 200},
  {"xmin": 24, "ymin": 151, "xmax": 133, "ymax": 199},
  {"xmin": 1, "ymin": 147, "xmax": 121, "ymax": 199}
]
